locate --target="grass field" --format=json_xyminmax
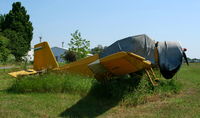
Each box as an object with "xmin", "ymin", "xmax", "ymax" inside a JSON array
[{"xmin": 0, "ymin": 63, "xmax": 200, "ymax": 118}]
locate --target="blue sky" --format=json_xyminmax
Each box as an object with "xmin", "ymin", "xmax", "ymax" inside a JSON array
[{"xmin": 0, "ymin": 0, "xmax": 199, "ymax": 58}]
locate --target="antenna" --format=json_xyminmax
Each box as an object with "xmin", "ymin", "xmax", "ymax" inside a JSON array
[
  {"xmin": 62, "ymin": 42, "xmax": 64, "ymax": 48},
  {"xmin": 39, "ymin": 36, "xmax": 42, "ymax": 43}
]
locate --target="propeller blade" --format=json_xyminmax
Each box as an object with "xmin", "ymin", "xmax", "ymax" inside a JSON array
[{"xmin": 183, "ymin": 51, "xmax": 189, "ymax": 66}]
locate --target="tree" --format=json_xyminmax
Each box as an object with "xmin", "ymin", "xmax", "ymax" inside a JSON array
[
  {"xmin": 90, "ymin": 45, "xmax": 106, "ymax": 55},
  {"xmin": 2, "ymin": 2, "xmax": 33, "ymax": 61},
  {"xmin": 62, "ymin": 50, "xmax": 77, "ymax": 62},
  {"xmin": 68, "ymin": 30, "xmax": 90, "ymax": 59},
  {"xmin": 0, "ymin": 35, "xmax": 10, "ymax": 63},
  {"xmin": 0, "ymin": 14, "xmax": 6, "ymax": 32},
  {"xmin": 3, "ymin": 29, "xmax": 25, "ymax": 61}
]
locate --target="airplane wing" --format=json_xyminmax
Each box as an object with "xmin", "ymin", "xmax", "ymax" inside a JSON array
[
  {"xmin": 88, "ymin": 52, "xmax": 151, "ymax": 78},
  {"xmin": 88, "ymin": 51, "xmax": 157, "ymax": 85}
]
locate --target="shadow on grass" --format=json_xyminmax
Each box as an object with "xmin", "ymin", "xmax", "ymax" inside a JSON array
[
  {"xmin": 59, "ymin": 74, "xmax": 142, "ymax": 118},
  {"xmin": 60, "ymin": 89, "xmax": 120, "ymax": 117}
]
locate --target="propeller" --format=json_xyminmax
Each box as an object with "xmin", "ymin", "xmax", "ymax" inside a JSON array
[{"xmin": 182, "ymin": 48, "xmax": 189, "ymax": 66}]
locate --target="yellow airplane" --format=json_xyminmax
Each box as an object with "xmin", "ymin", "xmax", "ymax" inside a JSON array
[{"xmin": 9, "ymin": 34, "xmax": 188, "ymax": 86}]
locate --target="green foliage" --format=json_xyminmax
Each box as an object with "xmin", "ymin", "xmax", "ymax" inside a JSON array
[
  {"xmin": 8, "ymin": 72, "xmax": 94, "ymax": 95},
  {"xmin": 2, "ymin": 2, "xmax": 33, "ymax": 61},
  {"xmin": 3, "ymin": 29, "xmax": 26, "ymax": 61},
  {"xmin": 62, "ymin": 50, "xmax": 77, "ymax": 62},
  {"xmin": 122, "ymin": 78, "xmax": 182, "ymax": 106},
  {"xmin": 8, "ymin": 71, "xmax": 181, "ymax": 106},
  {"xmin": 154, "ymin": 79, "xmax": 182, "ymax": 93},
  {"xmin": 68, "ymin": 30, "xmax": 90, "ymax": 59},
  {"xmin": 0, "ymin": 14, "xmax": 6, "ymax": 32},
  {"xmin": 90, "ymin": 45, "xmax": 105, "ymax": 55},
  {"xmin": 0, "ymin": 35, "xmax": 11, "ymax": 63}
]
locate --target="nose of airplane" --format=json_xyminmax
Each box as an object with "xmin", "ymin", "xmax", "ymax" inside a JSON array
[{"xmin": 157, "ymin": 41, "xmax": 183, "ymax": 79}]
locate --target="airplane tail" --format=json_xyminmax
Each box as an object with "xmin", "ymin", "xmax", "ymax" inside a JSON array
[{"xmin": 33, "ymin": 42, "xmax": 59, "ymax": 71}]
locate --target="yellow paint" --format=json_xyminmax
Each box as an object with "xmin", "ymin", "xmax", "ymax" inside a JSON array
[
  {"xmin": 8, "ymin": 69, "xmax": 37, "ymax": 78},
  {"xmin": 100, "ymin": 52, "xmax": 151, "ymax": 76},
  {"xmin": 58, "ymin": 54, "xmax": 99, "ymax": 77},
  {"xmin": 9, "ymin": 42, "xmax": 59, "ymax": 78},
  {"xmin": 33, "ymin": 42, "xmax": 59, "ymax": 71}
]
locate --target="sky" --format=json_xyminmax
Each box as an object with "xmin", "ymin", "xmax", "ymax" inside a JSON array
[{"xmin": 0, "ymin": 0, "xmax": 199, "ymax": 58}]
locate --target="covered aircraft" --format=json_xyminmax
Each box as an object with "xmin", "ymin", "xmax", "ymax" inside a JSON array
[{"xmin": 9, "ymin": 34, "xmax": 188, "ymax": 86}]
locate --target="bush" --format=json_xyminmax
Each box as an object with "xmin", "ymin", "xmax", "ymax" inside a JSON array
[{"xmin": 62, "ymin": 50, "xmax": 77, "ymax": 62}]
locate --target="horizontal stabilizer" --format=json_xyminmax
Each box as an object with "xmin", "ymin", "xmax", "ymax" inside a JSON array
[{"xmin": 8, "ymin": 69, "xmax": 37, "ymax": 78}]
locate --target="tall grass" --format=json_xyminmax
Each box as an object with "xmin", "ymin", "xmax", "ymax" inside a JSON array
[
  {"xmin": 122, "ymin": 78, "xmax": 182, "ymax": 106},
  {"xmin": 8, "ymin": 71, "xmax": 182, "ymax": 106},
  {"xmin": 8, "ymin": 72, "xmax": 94, "ymax": 95}
]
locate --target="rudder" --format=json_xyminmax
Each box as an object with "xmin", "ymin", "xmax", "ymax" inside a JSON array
[{"xmin": 33, "ymin": 42, "xmax": 59, "ymax": 71}]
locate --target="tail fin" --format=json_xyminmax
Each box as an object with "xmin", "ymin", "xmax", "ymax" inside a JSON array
[{"xmin": 33, "ymin": 42, "xmax": 59, "ymax": 71}]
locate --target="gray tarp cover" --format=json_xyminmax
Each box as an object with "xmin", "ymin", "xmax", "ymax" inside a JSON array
[
  {"xmin": 100, "ymin": 34, "xmax": 156, "ymax": 64},
  {"xmin": 100, "ymin": 34, "xmax": 183, "ymax": 77},
  {"xmin": 157, "ymin": 41, "xmax": 183, "ymax": 71}
]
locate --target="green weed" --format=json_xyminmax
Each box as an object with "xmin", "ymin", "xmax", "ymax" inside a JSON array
[
  {"xmin": 8, "ymin": 73, "xmax": 94, "ymax": 95},
  {"xmin": 8, "ymin": 69, "xmax": 182, "ymax": 107}
]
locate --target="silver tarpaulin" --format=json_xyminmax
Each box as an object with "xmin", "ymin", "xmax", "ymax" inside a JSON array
[
  {"xmin": 100, "ymin": 34, "xmax": 156, "ymax": 64},
  {"xmin": 100, "ymin": 34, "xmax": 184, "ymax": 79},
  {"xmin": 157, "ymin": 41, "xmax": 183, "ymax": 78}
]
